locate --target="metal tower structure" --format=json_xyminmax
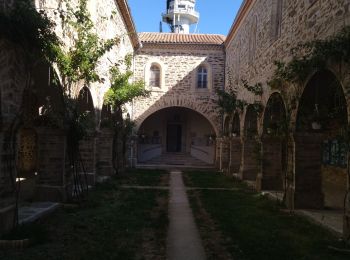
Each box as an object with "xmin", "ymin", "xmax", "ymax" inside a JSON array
[{"xmin": 162, "ymin": 0, "xmax": 199, "ymax": 34}]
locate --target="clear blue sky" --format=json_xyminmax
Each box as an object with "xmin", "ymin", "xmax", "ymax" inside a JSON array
[{"xmin": 127, "ymin": 0, "xmax": 243, "ymax": 35}]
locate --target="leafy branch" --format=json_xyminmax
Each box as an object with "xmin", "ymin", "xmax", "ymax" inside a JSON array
[
  {"xmin": 56, "ymin": 0, "xmax": 119, "ymax": 91},
  {"xmin": 242, "ymin": 79, "xmax": 263, "ymax": 96},
  {"xmin": 215, "ymin": 89, "xmax": 237, "ymax": 114},
  {"xmin": 104, "ymin": 55, "xmax": 149, "ymax": 109},
  {"xmin": 270, "ymin": 26, "xmax": 350, "ymax": 87}
]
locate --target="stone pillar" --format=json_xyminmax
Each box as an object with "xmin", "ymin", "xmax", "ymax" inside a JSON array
[
  {"xmin": 343, "ymin": 191, "xmax": 350, "ymax": 240},
  {"xmin": 221, "ymin": 137, "xmax": 230, "ymax": 174},
  {"xmin": 127, "ymin": 136, "xmax": 137, "ymax": 168},
  {"xmin": 215, "ymin": 138, "xmax": 222, "ymax": 169},
  {"xmin": 294, "ymin": 133, "xmax": 324, "ymax": 209},
  {"xmin": 284, "ymin": 137, "xmax": 295, "ymax": 210},
  {"xmin": 261, "ymin": 136, "xmax": 284, "ymax": 190},
  {"xmin": 34, "ymin": 127, "xmax": 70, "ymax": 202},
  {"xmin": 96, "ymin": 128, "xmax": 114, "ymax": 176},
  {"xmin": 229, "ymin": 137, "xmax": 242, "ymax": 174},
  {"xmin": 241, "ymin": 137, "xmax": 261, "ymax": 181},
  {"xmin": 79, "ymin": 132, "xmax": 97, "ymax": 185},
  {"xmin": 0, "ymin": 131, "xmax": 16, "ymax": 235}
]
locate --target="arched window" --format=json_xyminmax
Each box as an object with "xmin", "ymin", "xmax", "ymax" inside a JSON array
[
  {"xmin": 197, "ymin": 65, "xmax": 208, "ymax": 89},
  {"xmin": 149, "ymin": 64, "xmax": 161, "ymax": 88}
]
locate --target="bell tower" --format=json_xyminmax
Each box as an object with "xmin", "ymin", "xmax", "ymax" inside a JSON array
[{"xmin": 162, "ymin": 0, "xmax": 199, "ymax": 34}]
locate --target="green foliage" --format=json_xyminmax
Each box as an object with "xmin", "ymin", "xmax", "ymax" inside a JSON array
[
  {"xmin": 236, "ymin": 99, "xmax": 248, "ymax": 112},
  {"xmin": 56, "ymin": 0, "xmax": 119, "ymax": 87},
  {"xmin": 0, "ymin": 0, "xmax": 61, "ymax": 65},
  {"xmin": 271, "ymin": 26, "xmax": 350, "ymax": 85},
  {"xmin": 252, "ymin": 101, "xmax": 264, "ymax": 116},
  {"xmin": 242, "ymin": 79, "xmax": 263, "ymax": 96},
  {"xmin": 104, "ymin": 55, "xmax": 148, "ymax": 108},
  {"xmin": 215, "ymin": 89, "xmax": 237, "ymax": 114}
]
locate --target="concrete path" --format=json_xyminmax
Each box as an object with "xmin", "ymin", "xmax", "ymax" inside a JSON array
[
  {"xmin": 167, "ymin": 170, "xmax": 206, "ymax": 260},
  {"xmin": 19, "ymin": 202, "xmax": 61, "ymax": 225}
]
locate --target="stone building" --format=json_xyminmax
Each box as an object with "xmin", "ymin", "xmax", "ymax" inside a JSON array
[
  {"xmin": 0, "ymin": 0, "xmax": 350, "ymax": 239},
  {"xmin": 223, "ymin": 0, "xmax": 350, "ymax": 236},
  {"xmin": 131, "ymin": 33, "xmax": 224, "ymax": 165},
  {"xmin": 0, "ymin": 0, "xmax": 138, "ymax": 234}
]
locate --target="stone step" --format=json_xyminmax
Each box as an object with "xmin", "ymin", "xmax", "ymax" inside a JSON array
[{"xmin": 143, "ymin": 153, "xmax": 212, "ymax": 167}]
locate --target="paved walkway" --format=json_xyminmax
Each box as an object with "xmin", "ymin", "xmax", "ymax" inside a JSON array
[
  {"xmin": 167, "ymin": 170, "xmax": 206, "ymax": 260},
  {"xmin": 19, "ymin": 202, "xmax": 61, "ymax": 225}
]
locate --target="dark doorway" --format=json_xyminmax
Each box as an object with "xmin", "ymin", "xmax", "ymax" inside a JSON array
[{"xmin": 167, "ymin": 124, "xmax": 182, "ymax": 152}]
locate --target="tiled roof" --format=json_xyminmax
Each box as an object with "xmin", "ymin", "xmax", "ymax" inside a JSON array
[{"xmin": 139, "ymin": 32, "xmax": 226, "ymax": 45}]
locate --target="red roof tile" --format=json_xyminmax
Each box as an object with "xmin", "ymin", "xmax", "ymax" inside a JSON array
[{"xmin": 139, "ymin": 32, "xmax": 225, "ymax": 45}]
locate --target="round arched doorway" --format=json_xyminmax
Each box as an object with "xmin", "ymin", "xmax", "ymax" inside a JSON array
[
  {"xmin": 261, "ymin": 92, "xmax": 287, "ymax": 191},
  {"xmin": 137, "ymin": 107, "xmax": 216, "ymax": 166},
  {"xmin": 295, "ymin": 70, "xmax": 348, "ymax": 209}
]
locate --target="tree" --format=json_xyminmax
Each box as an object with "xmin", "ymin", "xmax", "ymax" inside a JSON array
[{"xmin": 104, "ymin": 54, "xmax": 149, "ymax": 172}]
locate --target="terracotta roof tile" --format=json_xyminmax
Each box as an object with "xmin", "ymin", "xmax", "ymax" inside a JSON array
[{"xmin": 139, "ymin": 32, "xmax": 225, "ymax": 45}]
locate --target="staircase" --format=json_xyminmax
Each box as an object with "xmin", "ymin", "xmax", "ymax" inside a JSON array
[{"xmin": 138, "ymin": 152, "xmax": 214, "ymax": 168}]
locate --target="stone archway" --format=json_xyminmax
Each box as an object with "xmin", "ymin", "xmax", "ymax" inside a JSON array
[
  {"xmin": 261, "ymin": 93, "xmax": 287, "ymax": 191},
  {"xmin": 294, "ymin": 70, "xmax": 348, "ymax": 209},
  {"xmin": 241, "ymin": 105, "xmax": 260, "ymax": 181},
  {"xmin": 134, "ymin": 94, "xmax": 220, "ymax": 137},
  {"xmin": 137, "ymin": 107, "xmax": 216, "ymax": 165},
  {"xmin": 229, "ymin": 112, "xmax": 242, "ymax": 174}
]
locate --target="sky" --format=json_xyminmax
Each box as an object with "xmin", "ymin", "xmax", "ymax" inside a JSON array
[{"xmin": 127, "ymin": 0, "xmax": 243, "ymax": 35}]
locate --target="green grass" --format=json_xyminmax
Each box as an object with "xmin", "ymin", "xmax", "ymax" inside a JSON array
[
  {"xmin": 184, "ymin": 171, "xmax": 350, "ymax": 260},
  {"xmin": 183, "ymin": 170, "xmax": 246, "ymax": 189},
  {"xmin": 117, "ymin": 168, "xmax": 169, "ymax": 186},
  {"xmin": 0, "ymin": 170, "xmax": 169, "ymax": 260}
]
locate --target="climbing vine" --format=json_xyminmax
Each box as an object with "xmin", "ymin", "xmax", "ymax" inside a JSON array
[
  {"xmin": 0, "ymin": 0, "xmax": 60, "ymax": 65},
  {"xmin": 215, "ymin": 89, "xmax": 237, "ymax": 114},
  {"xmin": 270, "ymin": 25, "xmax": 350, "ymax": 87},
  {"xmin": 242, "ymin": 79, "xmax": 263, "ymax": 96}
]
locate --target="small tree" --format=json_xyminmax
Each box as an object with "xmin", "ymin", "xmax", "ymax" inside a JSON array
[
  {"xmin": 104, "ymin": 54, "xmax": 149, "ymax": 173},
  {"xmin": 51, "ymin": 0, "xmax": 119, "ymax": 196}
]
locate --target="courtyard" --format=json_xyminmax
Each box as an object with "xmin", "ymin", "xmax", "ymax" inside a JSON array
[{"xmin": 1, "ymin": 169, "xmax": 349, "ymax": 259}]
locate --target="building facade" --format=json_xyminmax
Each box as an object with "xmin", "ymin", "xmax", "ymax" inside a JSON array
[
  {"xmin": 0, "ymin": 0, "xmax": 350, "ymax": 238},
  {"xmin": 0, "ymin": 0, "xmax": 138, "ymax": 234},
  {"xmin": 132, "ymin": 33, "xmax": 224, "ymax": 165},
  {"xmin": 223, "ymin": 0, "xmax": 350, "ymax": 236}
]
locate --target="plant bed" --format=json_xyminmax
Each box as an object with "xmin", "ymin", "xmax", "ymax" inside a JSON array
[
  {"xmin": 0, "ymin": 170, "xmax": 169, "ymax": 259},
  {"xmin": 184, "ymin": 171, "xmax": 350, "ymax": 260}
]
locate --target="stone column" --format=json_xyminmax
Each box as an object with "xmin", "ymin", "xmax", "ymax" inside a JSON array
[
  {"xmin": 261, "ymin": 136, "xmax": 284, "ymax": 190},
  {"xmin": 229, "ymin": 137, "xmax": 242, "ymax": 175},
  {"xmin": 78, "ymin": 132, "xmax": 97, "ymax": 186},
  {"xmin": 241, "ymin": 136, "xmax": 261, "ymax": 181},
  {"xmin": 294, "ymin": 133, "xmax": 324, "ymax": 209},
  {"xmin": 34, "ymin": 127, "xmax": 70, "ymax": 202},
  {"xmin": 221, "ymin": 137, "xmax": 230, "ymax": 174},
  {"xmin": 96, "ymin": 128, "xmax": 114, "ymax": 176},
  {"xmin": 343, "ymin": 191, "xmax": 350, "ymax": 240},
  {"xmin": 0, "ymin": 131, "xmax": 16, "ymax": 235},
  {"xmin": 215, "ymin": 138, "xmax": 221, "ymax": 169}
]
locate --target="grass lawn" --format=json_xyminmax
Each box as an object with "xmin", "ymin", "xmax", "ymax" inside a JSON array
[
  {"xmin": 184, "ymin": 171, "xmax": 350, "ymax": 260},
  {"xmin": 0, "ymin": 169, "xmax": 169, "ymax": 260}
]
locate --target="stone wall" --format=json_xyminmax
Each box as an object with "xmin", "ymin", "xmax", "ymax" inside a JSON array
[
  {"xmin": 133, "ymin": 45, "xmax": 225, "ymax": 136},
  {"xmin": 36, "ymin": 0, "xmax": 136, "ymax": 117},
  {"xmin": 226, "ymin": 0, "xmax": 350, "ymax": 98},
  {"xmin": 0, "ymin": 0, "xmax": 137, "ymax": 233},
  {"xmin": 225, "ymin": 0, "xmax": 350, "ymax": 198}
]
